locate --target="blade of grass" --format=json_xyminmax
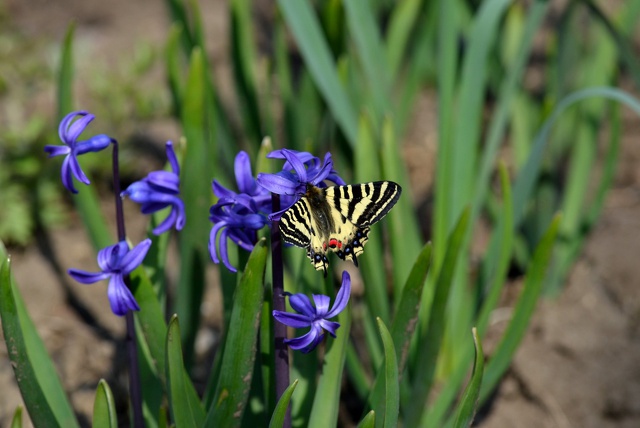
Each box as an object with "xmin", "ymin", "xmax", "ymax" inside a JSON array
[
  {"xmin": 206, "ymin": 239, "xmax": 268, "ymax": 426},
  {"xmin": 450, "ymin": 328, "xmax": 484, "ymax": 428},
  {"xmin": 93, "ymin": 379, "xmax": 118, "ymax": 428},
  {"xmin": 374, "ymin": 318, "xmax": 399, "ymax": 428},
  {"xmin": 165, "ymin": 315, "xmax": 206, "ymax": 427},
  {"xmin": 357, "ymin": 411, "xmax": 376, "ymax": 428},
  {"xmin": 269, "ymin": 379, "xmax": 299, "ymax": 428},
  {"xmin": 176, "ymin": 47, "xmax": 213, "ymax": 365},
  {"xmin": 479, "ymin": 215, "xmax": 561, "ymax": 403},
  {"xmin": 307, "ymin": 302, "xmax": 351, "ymax": 428},
  {"xmin": 405, "ymin": 208, "xmax": 470, "ymax": 428},
  {"xmin": 10, "ymin": 407, "xmax": 22, "ymax": 428},
  {"xmin": 277, "ymin": 0, "xmax": 358, "ymax": 146},
  {"xmin": 0, "ymin": 253, "xmax": 79, "ymax": 428},
  {"xmin": 343, "ymin": 0, "xmax": 390, "ymax": 119}
]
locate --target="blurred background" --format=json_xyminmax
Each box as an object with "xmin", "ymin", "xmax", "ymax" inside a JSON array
[{"xmin": 1, "ymin": 0, "xmax": 640, "ymax": 426}]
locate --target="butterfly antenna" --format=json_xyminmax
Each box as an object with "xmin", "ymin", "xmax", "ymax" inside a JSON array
[{"xmin": 352, "ymin": 254, "xmax": 358, "ymax": 267}]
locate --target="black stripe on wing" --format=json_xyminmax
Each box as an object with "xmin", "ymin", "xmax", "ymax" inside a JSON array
[
  {"xmin": 328, "ymin": 181, "xmax": 402, "ymax": 227},
  {"xmin": 279, "ymin": 199, "xmax": 312, "ymax": 248}
]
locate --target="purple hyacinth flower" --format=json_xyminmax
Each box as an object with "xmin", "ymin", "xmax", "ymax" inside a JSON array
[
  {"xmin": 272, "ymin": 270, "xmax": 351, "ymax": 353},
  {"xmin": 45, "ymin": 111, "xmax": 112, "ymax": 193},
  {"xmin": 68, "ymin": 239, "xmax": 152, "ymax": 316},
  {"xmin": 121, "ymin": 141, "xmax": 186, "ymax": 235},
  {"xmin": 209, "ymin": 151, "xmax": 271, "ymax": 272},
  {"xmin": 256, "ymin": 149, "xmax": 345, "ymax": 220}
]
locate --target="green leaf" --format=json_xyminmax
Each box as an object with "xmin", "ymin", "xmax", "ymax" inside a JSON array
[
  {"xmin": 375, "ymin": 318, "xmax": 399, "ymax": 428},
  {"xmin": 268, "ymin": 379, "xmax": 299, "ymax": 428},
  {"xmin": 343, "ymin": 0, "xmax": 390, "ymax": 119},
  {"xmin": 277, "ymin": 0, "xmax": 359, "ymax": 146},
  {"xmin": 206, "ymin": 239, "xmax": 268, "ymax": 427},
  {"xmin": 308, "ymin": 298, "xmax": 351, "ymax": 428},
  {"xmin": 480, "ymin": 215, "xmax": 561, "ymax": 403},
  {"xmin": 165, "ymin": 315, "xmax": 206, "ymax": 427},
  {"xmin": 0, "ymin": 252, "xmax": 79, "ymax": 428},
  {"xmin": 405, "ymin": 208, "xmax": 470, "ymax": 427},
  {"xmin": 357, "ymin": 411, "xmax": 376, "ymax": 428},
  {"xmin": 452, "ymin": 328, "xmax": 484, "ymax": 428},
  {"xmin": 57, "ymin": 23, "xmax": 74, "ymax": 118},
  {"xmin": 92, "ymin": 379, "xmax": 118, "ymax": 428},
  {"xmin": 10, "ymin": 406, "xmax": 22, "ymax": 428},
  {"xmin": 368, "ymin": 242, "xmax": 432, "ymax": 411},
  {"xmin": 176, "ymin": 47, "xmax": 214, "ymax": 366}
]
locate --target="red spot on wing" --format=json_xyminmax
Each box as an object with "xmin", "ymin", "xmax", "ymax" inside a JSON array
[{"xmin": 329, "ymin": 238, "xmax": 338, "ymax": 248}]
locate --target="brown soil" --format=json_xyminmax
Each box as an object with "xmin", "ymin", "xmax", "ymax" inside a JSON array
[{"xmin": 2, "ymin": 0, "xmax": 640, "ymax": 427}]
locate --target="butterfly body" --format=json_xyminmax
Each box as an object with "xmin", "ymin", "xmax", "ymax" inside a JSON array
[{"xmin": 279, "ymin": 181, "xmax": 402, "ymax": 274}]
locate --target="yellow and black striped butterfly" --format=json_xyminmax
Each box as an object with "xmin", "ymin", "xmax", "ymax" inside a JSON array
[{"xmin": 279, "ymin": 181, "xmax": 401, "ymax": 274}]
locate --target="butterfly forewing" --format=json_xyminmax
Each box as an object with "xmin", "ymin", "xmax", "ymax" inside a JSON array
[
  {"xmin": 279, "ymin": 199, "xmax": 312, "ymax": 248},
  {"xmin": 327, "ymin": 181, "xmax": 402, "ymax": 226}
]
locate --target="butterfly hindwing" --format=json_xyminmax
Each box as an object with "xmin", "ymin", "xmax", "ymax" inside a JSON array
[{"xmin": 278, "ymin": 181, "xmax": 402, "ymax": 274}]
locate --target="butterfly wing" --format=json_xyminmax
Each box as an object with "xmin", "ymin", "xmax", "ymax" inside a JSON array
[
  {"xmin": 326, "ymin": 181, "xmax": 402, "ymax": 227},
  {"xmin": 279, "ymin": 199, "xmax": 312, "ymax": 249}
]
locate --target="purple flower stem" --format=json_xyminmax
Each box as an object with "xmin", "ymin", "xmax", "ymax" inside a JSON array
[
  {"xmin": 271, "ymin": 193, "xmax": 291, "ymax": 428},
  {"xmin": 112, "ymin": 141, "xmax": 144, "ymax": 428}
]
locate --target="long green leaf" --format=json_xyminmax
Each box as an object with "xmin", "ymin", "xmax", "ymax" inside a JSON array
[
  {"xmin": 308, "ymin": 298, "xmax": 351, "ymax": 428},
  {"xmin": 343, "ymin": 0, "xmax": 390, "ymax": 119},
  {"xmin": 10, "ymin": 407, "xmax": 22, "ymax": 428},
  {"xmin": 176, "ymin": 47, "xmax": 213, "ymax": 365},
  {"xmin": 375, "ymin": 318, "xmax": 399, "ymax": 428},
  {"xmin": 165, "ymin": 316, "xmax": 206, "ymax": 427},
  {"xmin": 480, "ymin": 215, "xmax": 561, "ymax": 402},
  {"xmin": 0, "ymin": 253, "xmax": 79, "ymax": 428},
  {"xmin": 206, "ymin": 239, "xmax": 268, "ymax": 427},
  {"xmin": 277, "ymin": 0, "xmax": 358, "ymax": 146},
  {"xmin": 269, "ymin": 379, "xmax": 299, "ymax": 428},
  {"xmin": 451, "ymin": 328, "xmax": 484, "ymax": 428},
  {"xmin": 92, "ymin": 379, "xmax": 118, "ymax": 428},
  {"xmin": 357, "ymin": 411, "xmax": 376, "ymax": 428},
  {"xmin": 369, "ymin": 242, "xmax": 432, "ymax": 411},
  {"xmin": 406, "ymin": 208, "xmax": 470, "ymax": 427}
]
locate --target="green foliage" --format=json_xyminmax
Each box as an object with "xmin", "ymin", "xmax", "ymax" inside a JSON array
[{"xmin": 3, "ymin": 0, "xmax": 640, "ymax": 427}]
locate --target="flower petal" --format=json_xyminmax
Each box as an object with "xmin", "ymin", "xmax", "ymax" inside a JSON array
[
  {"xmin": 68, "ymin": 268, "xmax": 110, "ymax": 284},
  {"xmin": 64, "ymin": 112, "xmax": 95, "ymax": 145},
  {"xmin": 120, "ymin": 239, "xmax": 152, "ymax": 274},
  {"xmin": 256, "ymin": 172, "xmax": 299, "ymax": 196},
  {"xmin": 318, "ymin": 319, "xmax": 341, "ymax": 338},
  {"xmin": 272, "ymin": 310, "xmax": 313, "ymax": 328},
  {"xmin": 280, "ymin": 149, "xmax": 308, "ymax": 183},
  {"xmin": 58, "ymin": 111, "xmax": 88, "ymax": 144},
  {"xmin": 165, "ymin": 141, "xmax": 180, "ymax": 175},
  {"xmin": 97, "ymin": 242, "xmax": 126, "ymax": 271},
  {"xmin": 218, "ymin": 229, "xmax": 238, "ymax": 273},
  {"xmin": 153, "ymin": 207, "xmax": 178, "ymax": 235},
  {"xmin": 44, "ymin": 145, "xmax": 70, "ymax": 158},
  {"xmin": 285, "ymin": 324, "xmax": 324, "ymax": 353},
  {"xmin": 288, "ymin": 293, "xmax": 315, "ymax": 317},
  {"xmin": 69, "ymin": 154, "xmax": 90, "ymax": 185},
  {"xmin": 208, "ymin": 221, "xmax": 226, "ymax": 263},
  {"xmin": 107, "ymin": 275, "xmax": 140, "ymax": 316},
  {"xmin": 311, "ymin": 294, "xmax": 331, "ymax": 317},
  {"xmin": 234, "ymin": 151, "xmax": 256, "ymax": 194},
  {"xmin": 146, "ymin": 171, "xmax": 180, "ymax": 193},
  {"xmin": 325, "ymin": 271, "xmax": 351, "ymax": 319},
  {"xmin": 60, "ymin": 155, "xmax": 77, "ymax": 193},
  {"xmin": 75, "ymin": 134, "xmax": 112, "ymax": 154}
]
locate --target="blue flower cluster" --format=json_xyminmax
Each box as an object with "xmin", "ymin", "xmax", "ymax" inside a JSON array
[{"xmin": 48, "ymin": 111, "xmax": 351, "ymax": 351}]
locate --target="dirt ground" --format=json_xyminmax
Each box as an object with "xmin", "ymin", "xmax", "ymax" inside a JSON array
[{"xmin": 2, "ymin": 0, "xmax": 640, "ymax": 427}]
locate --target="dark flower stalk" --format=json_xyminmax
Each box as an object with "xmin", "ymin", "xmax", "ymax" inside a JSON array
[
  {"xmin": 112, "ymin": 141, "xmax": 144, "ymax": 428},
  {"xmin": 271, "ymin": 193, "xmax": 291, "ymax": 428}
]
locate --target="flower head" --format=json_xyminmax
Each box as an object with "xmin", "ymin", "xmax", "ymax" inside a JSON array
[
  {"xmin": 45, "ymin": 111, "xmax": 112, "ymax": 193},
  {"xmin": 121, "ymin": 141, "xmax": 185, "ymax": 235},
  {"xmin": 256, "ymin": 149, "xmax": 345, "ymax": 220},
  {"xmin": 209, "ymin": 151, "xmax": 271, "ymax": 272},
  {"xmin": 272, "ymin": 270, "xmax": 351, "ymax": 353},
  {"xmin": 68, "ymin": 239, "xmax": 152, "ymax": 316}
]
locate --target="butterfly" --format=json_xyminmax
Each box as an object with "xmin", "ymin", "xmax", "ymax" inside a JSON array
[{"xmin": 279, "ymin": 181, "xmax": 402, "ymax": 275}]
